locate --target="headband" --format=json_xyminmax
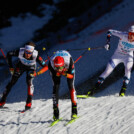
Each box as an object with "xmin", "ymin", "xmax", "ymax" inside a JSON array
[{"xmin": 25, "ymin": 45, "xmax": 35, "ymax": 52}]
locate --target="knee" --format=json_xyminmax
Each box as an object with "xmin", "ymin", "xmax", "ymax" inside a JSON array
[{"xmin": 70, "ymin": 88, "xmax": 77, "ymax": 105}]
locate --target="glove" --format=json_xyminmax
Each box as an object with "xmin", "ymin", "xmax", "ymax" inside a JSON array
[
  {"xmin": 61, "ymin": 72, "xmax": 67, "ymax": 76},
  {"xmin": 56, "ymin": 72, "xmax": 61, "ymax": 77},
  {"xmin": 30, "ymin": 72, "xmax": 37, "ymax": 78},
  {"xmin": 105, "ymin": 44, "xmax": 110, "ymax": 50},
  {"xmin": 9, "ymin": 68, "xmax": 14, "ymax": 75},
  {"xmin": 107, "ymin": 31, "xmax": 111, "ymax": 39}
]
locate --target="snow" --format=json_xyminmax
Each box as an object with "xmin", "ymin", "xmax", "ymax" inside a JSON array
[{"xmin": 0, "ymin": 0, "xmax": 134, "ymax": 134}]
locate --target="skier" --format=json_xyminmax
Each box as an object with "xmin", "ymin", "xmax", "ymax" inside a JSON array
[
  {"xmin": 0, "ymin": 42, "xmax": 47, "ymax": 110},
  {"xmin": 36, "ymin": 50, "xmax": 78, "ymax": 121},
  {"xmin": 87, "ymin": 25, "xmax": 134, "ymax": 97}
]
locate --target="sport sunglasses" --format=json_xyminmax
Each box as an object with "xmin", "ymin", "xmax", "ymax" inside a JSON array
[
  {"xmin": 128, "ymin": 32, "xmax": 134, "ymax": 36},
  {"xmin": 54, "ymin": 66, "xmax": 64, "ymax": 70},
  {"xmin": 25, "ymin": 50, "xmax": 33, "ymax": 54}
]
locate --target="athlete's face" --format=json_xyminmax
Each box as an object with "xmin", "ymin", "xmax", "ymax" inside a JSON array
[
  {"xmin": 25, "ymin": 50, "xmax": 33, "ymax": 59},
  {"xmin": 55, "ymin": 66, "xmax": 64, "ymax": 72},
  {"xmin": 128, "ymin": 32, "xmax": 134, "ymax": 42}
]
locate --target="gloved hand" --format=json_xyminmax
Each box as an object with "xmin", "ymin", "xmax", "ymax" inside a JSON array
[
  {"xmin": 30, "ymin": 71, "xmax": 43, "ymax": 77},
  {"xmin": 61, "ymin": 72, "xmax": 67, "ymax": 76},
  {"xmin": 9, "ymin": 68, "xmax": 14, "ymax": 75},
  {"xmin": 107, "ymin": 31, "xmax": 111, "ymax": 39},
  {"xmin": 56, "ymin": 72, "xmax": 61, "ymax": 77},
  {"xmin": 105, "ymin": 44, "xmax": 110, "ymax": 51},
  {"xmin": 30, "ymin": 72, "xmax": 37, "ymax": 78}
]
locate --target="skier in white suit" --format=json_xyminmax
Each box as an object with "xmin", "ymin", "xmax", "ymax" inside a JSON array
[{"xmin": 88, "ymin": 25, "xmax": 134, "ymax": 96}]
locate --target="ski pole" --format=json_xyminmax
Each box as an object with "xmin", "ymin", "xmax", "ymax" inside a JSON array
[
  {"xmin": 67, "ymin": 46, "xmax": 105, "ymax": 52},
  {"xmin": 67, "ymin": 48, "xmax": 89, "ymax": 51},
  {"xmin": 74, "ymin": 46, "xmax": 105, "ymax": 63},
  {"xmin": 37, "ymin": 47, "xmax": 51, "ymax": 69},
  {"xmin": 0, "ymin": 48, "xmax": 8, "ymax": 64},
  {"xmin": 0, "ymin": 48, "xmax": 12, "ymax": 75}
]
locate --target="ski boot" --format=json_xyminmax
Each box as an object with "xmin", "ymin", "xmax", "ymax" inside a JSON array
[
  {"xmin": 53, "ymin": 106, "xmax": 59, "ymax": 121},
  {"xmin": 87, "ymin": 89, "xmax": 95, "ymax": 96},
  {"xmin": 87, "ymin": 77, "xmax": 104, "ymax": 96},
  {"xmin": 87, "ymin": 82, "xmax": 101, "ymax": 96},
  {"xmin": 119, "ymin": 83, "xmax": 127, "ymax": 97},
  {"xmin": 0, "ymin": 102, "xmax": 5, "ymax": 108},
  {"xmin": 71, "ymin": 104, "xmax": 78, "ymax": 119},
  {"xmin": 25, "ymin": 102, "xmax": 32, "ymax": 110}
]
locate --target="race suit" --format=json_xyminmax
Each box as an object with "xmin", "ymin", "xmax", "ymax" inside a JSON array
[
  {"xmin": 0, "ymin": 48, "xmax": 46, "ymax": 106},
  {"xmin": 100, "ymin": 29, "xmax": 134, "ymax": 85}
]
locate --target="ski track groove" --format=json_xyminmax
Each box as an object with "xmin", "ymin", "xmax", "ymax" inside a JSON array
[{"xmin": 1, "ymin": 96, "xmax": 134, "ymax": 134}]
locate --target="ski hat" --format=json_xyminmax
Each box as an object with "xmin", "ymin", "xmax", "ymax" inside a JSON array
[
  {"xmin": 128, "ymin": 25, "xmax": 134, "ymax": 33},
  {"xmin": 53, "ymin": 56, "xmax": 64, "ymax": 67},
  {"xmin": 25, "ymin": 45, "xmax": 35, "ymax": 52}
]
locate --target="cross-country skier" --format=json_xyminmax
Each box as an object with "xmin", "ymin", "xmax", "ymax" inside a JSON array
[
  {"xmin": 87, "ymin": 25, "xmax": 134, "ymax": 97},
  {"xmin": 36, "ymin": 50, "xmax": 78, "ymax": 121},
  {"xmin": 0, "ymin": 42, "xmax": 47, "ymax": 110}
]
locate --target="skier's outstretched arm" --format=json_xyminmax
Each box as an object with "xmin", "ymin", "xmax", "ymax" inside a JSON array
[
  {"xmin": 108, "ymin": 29, "xmax": 127, "ymax": 39},
  {"xmin": 33, "ymin": 55, "xmax": 48, "ymax": 76}
]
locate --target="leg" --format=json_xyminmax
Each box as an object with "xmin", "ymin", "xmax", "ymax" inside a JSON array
[
  {"xmin": 25, "ymin": 70, "xmax": 35, "ymax": 109},
  {"xmin": 67, "ymin": 77, "xmax": 77, "ymax": 118},
  {"xmin": 88, "ymin": 58, "xmax": 121, "ymax": 96},
  {"xmin": 52, "ymin": 76, "xmax": 61, "ymax": 120},
  {"xmin": 0, "ymin": 67, "xmax": 24, "ymax": 107},
  {"xmin": 48, "ymin": 62, "xmax": 61, "ymax": 120},
  {"xmin": 119, "ymin": 59, "xmax": 133, "ymax": 96}
]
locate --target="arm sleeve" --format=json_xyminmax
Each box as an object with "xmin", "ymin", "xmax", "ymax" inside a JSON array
[
  {"xmin": 66, "ymin": 57, "xmax": 75, "ymax": 79},
  {"xmin": 36, "ymin": 55, "xmax": 48, "ymax": 75},
  {"xmin": 36, "ymin": 55, "xmax": 46, "ymax": 67},
  {"xmin": 6, "ymin": 49, "xmax": 19, "ymax": 68},
  {"xmin": 109, "ymin": 29, "xmax": 126, "ymax": 39}
]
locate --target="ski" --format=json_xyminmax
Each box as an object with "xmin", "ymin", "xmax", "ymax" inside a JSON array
[
  {"xmin": 20, "ymin": 108, "xmax": 31, "ymax": 113},
  {"xmin": 49, "ymin": 118, "xmax": 62, "ymax": 127},
  {"xmin": 77, "ymin": 95, "xmax": 95, "ymax": 98},
  {"xmin": 0, "ymin": 106, "xmax": 8, "ymax": 109},
  {"xmin": 65, "ymin": 116, "xmax": 80, "ymax": 126}
]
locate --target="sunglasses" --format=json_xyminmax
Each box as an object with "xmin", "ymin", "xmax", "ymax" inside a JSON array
[
  {"xmin": 25, "ymin": 50, "xmax": 33, "ymax": 54},
  {"xmin": 54, "ymin": 66, "xmax": 64, "ymax": 70}
]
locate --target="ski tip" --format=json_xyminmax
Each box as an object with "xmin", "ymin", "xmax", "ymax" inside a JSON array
[
  {"xmin": 77, "ymin": 95, "xmax": 95, "ymax": 98},
  {"xmin": 49, "ymin": 118, "xmax": 62, "ymax": 127},
  {"xmin": 65, "ymin": 116, "xmax": 80, "ymax": 126}
]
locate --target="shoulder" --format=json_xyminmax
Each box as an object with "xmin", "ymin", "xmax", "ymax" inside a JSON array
[{"xmin": 32, "ymin": 50, "xmax": 38, "ymax": 57}]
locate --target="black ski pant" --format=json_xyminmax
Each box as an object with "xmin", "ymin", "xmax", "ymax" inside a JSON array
[
  {"xmin": 48, "ymin": 62, "xmax": 77, "ymax": 113},
  {"xmin": 0, "ymin": 62, "xmax": 35, "ymax": 105}
]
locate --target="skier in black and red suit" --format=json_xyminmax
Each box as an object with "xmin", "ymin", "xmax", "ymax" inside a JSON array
[
  {"xmin": 36, "ymin": 50, "xmax": 78, "ymax": 121},
  {"xmin": 0, "ymin": 41, "xmax": 48, "ymax": 110}
]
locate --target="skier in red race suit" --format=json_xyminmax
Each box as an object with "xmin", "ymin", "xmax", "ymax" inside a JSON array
[
  {"xmin": 35, "ymin": 50, "xmax": 78, "ymax": 121},
  {"xmin": 0, "ymin": 42, "xmax": 48, "ymax": 110}
]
